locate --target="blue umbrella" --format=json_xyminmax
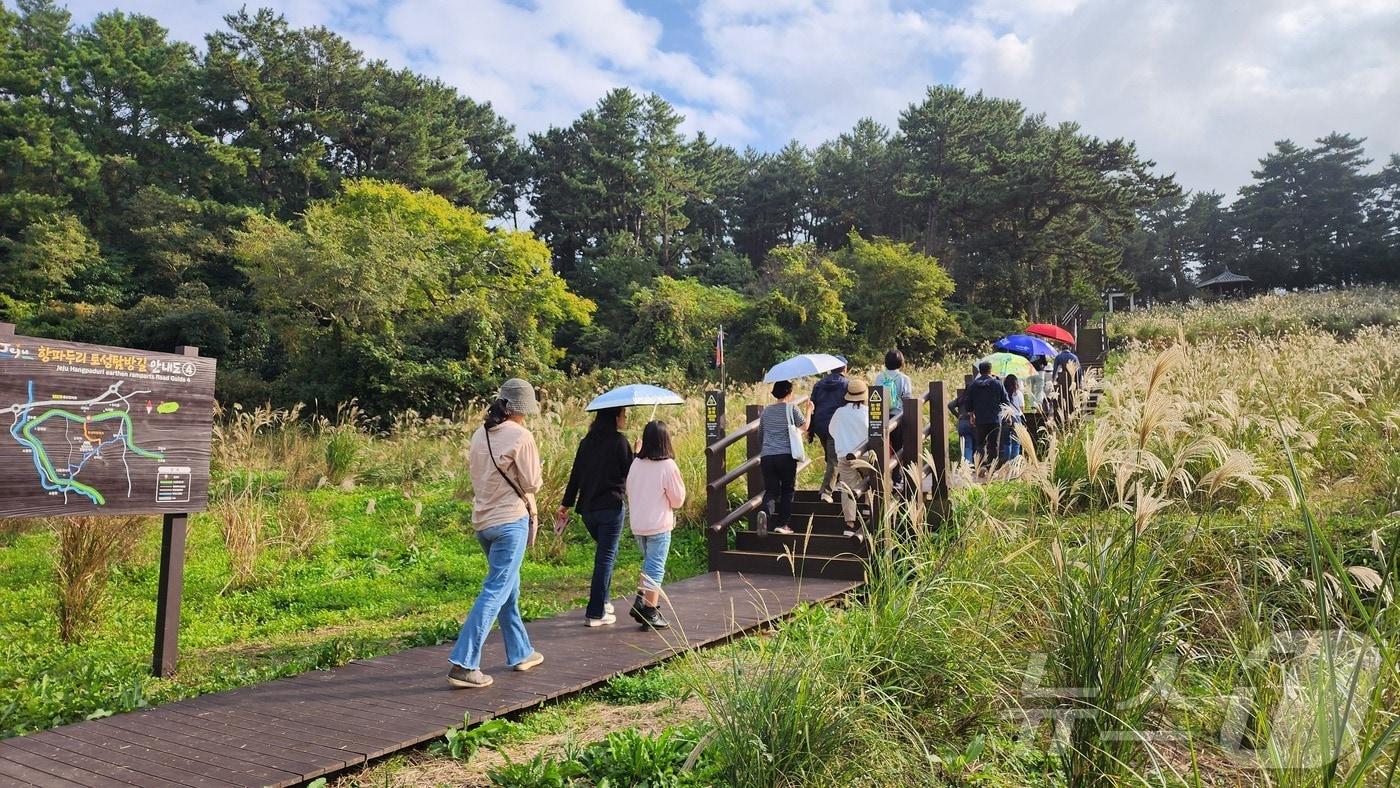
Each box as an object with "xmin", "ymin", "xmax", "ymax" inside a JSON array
[
  {"xmin": 994, "ymin": 334, "xmax": 1056, "ymax": 360},
  {"xmin": 762, "ymin": 353, "xmax": 846, "ymax": 383},
  {"xmin": 585, "ymin": 384, "xmax": 685, "ymax": 412}
]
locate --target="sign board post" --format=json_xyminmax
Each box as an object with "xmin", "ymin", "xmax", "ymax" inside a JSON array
[
  {"xmin": 0, "ymin": 327, "xmax": 216, "ymax": 677},
  {"xmin": 703, "ymin": 391, "xmax": 727, "ymax": 564},
  {"xmin": 867, "ymin": 386, "xmax": 888, "ymax": 524}
]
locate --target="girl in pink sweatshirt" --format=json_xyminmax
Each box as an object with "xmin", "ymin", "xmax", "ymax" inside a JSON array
[{"xmin": 625, "ymin": 420, "xmax": 686, "ymax": 629}]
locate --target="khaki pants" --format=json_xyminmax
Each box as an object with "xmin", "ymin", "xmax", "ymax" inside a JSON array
[{"xmin": 836, "ymin": 458, "xmax": 866, "ymax": 525}]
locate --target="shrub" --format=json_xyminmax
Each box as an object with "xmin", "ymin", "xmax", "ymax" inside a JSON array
[
  {"xmin": 214, "ymin": 479, "xmax": 267, "ymax": 591},
  {"xmin": 51, "ymin": 516, "xmax": 151, "ymax": 643}
]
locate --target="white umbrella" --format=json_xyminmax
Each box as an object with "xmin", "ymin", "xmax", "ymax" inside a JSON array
[
  {"xmin": 762, "ymin": 353, "xmax": 846, "ymax": 383},
  {"xmin": 584, "ymin": 384, "xmax": 685, "ymax": 412}
]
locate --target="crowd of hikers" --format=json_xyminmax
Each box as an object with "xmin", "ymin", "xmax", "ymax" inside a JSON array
[
  {"xmin": 448, "ymin": 340, "xmax": 1080, "ymax": 688},
  {"xmin": 949, "ymin": 344, "xmax": 1081, "ymax": 472}
]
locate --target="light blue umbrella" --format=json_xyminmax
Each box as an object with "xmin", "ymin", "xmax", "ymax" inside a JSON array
[
  {"xmin": 762, "ymin": 353, "xmax": 846, "ymax": 383},
  {"xmin": 585, "ymin": 384, "xmax": 685, "ymax": 412}
]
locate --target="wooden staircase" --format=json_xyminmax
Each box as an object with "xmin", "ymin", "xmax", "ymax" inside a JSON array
[
  {"xmin": 714, "ymin": 491, "xmax": 869, "ymax": 581},
  {"xmin": 703, "ymin": 383, "xmax": 951, "ymax": 583}
]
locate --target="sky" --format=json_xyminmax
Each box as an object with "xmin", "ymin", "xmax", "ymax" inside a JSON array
[{"xmin": 59, "ymin": 0, "xmax": 1400, "ymax": 197}]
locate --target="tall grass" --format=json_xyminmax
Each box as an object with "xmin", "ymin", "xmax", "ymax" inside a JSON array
[
  {"xmin": 1047, "ymin": 530, "xmax": 1181, "ymax": 786},
  {"xmin": 51, "ymin": 516, "xmax": 151, "ymax": 643}
]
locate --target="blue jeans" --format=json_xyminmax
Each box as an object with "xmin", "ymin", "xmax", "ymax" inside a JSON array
[
  {"xmin": 1000, "ymin": 418, "xmax": 1023, "ymax": 460},
  {"xmin": 580, "ymin": 508, "xmax": 624, "ymax": 619},
  {"xmin": 449, "ymin": 516, "xmax": 533, "ymax": 670},
  {"xmin": 957, "ymin": 420, "xmax": 976, "ymax": 463},
  {"xmin": 634, "ymin": 531, "xmax": 672, "ymax": 592}
]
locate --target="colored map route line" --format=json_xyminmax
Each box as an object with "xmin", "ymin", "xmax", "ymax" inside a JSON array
[{"xmin": 5, "ymin": 380, "xmax": 165, "ymax": 505}]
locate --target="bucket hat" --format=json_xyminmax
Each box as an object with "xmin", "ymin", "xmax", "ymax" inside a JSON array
[{"xmin": 497, "ymin": 378, "xmax": 540, "ymax": 415}]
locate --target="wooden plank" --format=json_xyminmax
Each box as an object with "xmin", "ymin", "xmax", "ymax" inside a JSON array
[
  {"xmin": 23, "ymin": 731, "xmax": 241, "ymax": 788},
  {"xmin": 0, "ymin": 742, "xmax": 128, "ymax": 788},
  {"xmin": 2, "ymin": 737, "xmax": 182, "ymax": 788},
  {"xmin": 111, "ymin": 708, "xmax": 357, "ymax": 772},
  {"xmin": 157, "ymin": 706, "xmax": 371, "ymax": 764},
  {"xmin": 0, "ymin": 753, "xmax": 91, "ymax": 788},
  {"xmin": 78, "ymin": 722, "xmax": 299, "ymax": 787},
  {"xmin": 98, "ymin": 712, "xmax": 321, "ymax": 777},
  {"xmin": 171, "ymin": 704, "xmax": 389, "ymax": 760},
  {"xmin": 37, "ymin": 725, "xmax": 253, "ymax": 787}
]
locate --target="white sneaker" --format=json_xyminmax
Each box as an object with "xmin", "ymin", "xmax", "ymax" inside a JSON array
[
  {"xmin": 604, "ymin": 602, "xmax": 615, "ymax": 615},
  {"xmin": 586, "ymin": 613, "xmax": 617, "ymax": 627},
  {"xmin": 819, "ymin": 492, "xmax": 834, "ymax": 504}
]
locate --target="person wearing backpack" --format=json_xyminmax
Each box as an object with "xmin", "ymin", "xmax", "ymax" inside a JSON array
[
  {"xmin": 808, "ymin": 358, "xmax": 849, "ymax": 504},
  {"xmin": 756, "ymin": 380, "xmax": 811, "ymax": 536},
  {"xmin": 625, "ymin": 420, "xmax": 686, "ymax": 630},
  {"xmin": 873, "ymin": 349, "xmax": 913, "ymax": 457},
  {"xmin": 449, "ymin": 378, "xmax": 545, "ymax": 689}
]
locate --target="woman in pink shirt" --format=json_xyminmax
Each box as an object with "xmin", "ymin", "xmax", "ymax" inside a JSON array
[{"xmin": 625, "ymin": 420, "xmax": 686, "ymax": 629}]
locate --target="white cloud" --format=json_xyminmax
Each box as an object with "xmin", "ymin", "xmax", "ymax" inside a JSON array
[{"xmin": 55, "ymin": 0, "xmax": 1400, "ymax": 195}]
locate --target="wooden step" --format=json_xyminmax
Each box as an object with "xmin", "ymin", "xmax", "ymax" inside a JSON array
[
  {"xmin": 789, "ymin": 498, "xmax": 847, "ymax": 516},
  {"xmin": 772, "ymin": 511, "xmax": 855, "ymax": 535},
  {"xmin": 711, "ymin": 549, "xmax": 867, "ymax": 581},
  {"xmin": 735, "ymin": 530, "xmax": 870, "ymax": 558}
]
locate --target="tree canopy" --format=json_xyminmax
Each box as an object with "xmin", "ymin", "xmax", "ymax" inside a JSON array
[{"xmin": 2, "ymin": 2, "xmax": 1397, "ymax": 415}]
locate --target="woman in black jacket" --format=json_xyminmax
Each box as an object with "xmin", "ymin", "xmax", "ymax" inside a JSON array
[{"xmin": 555, "ymin": 407, "xmax": 632, "ymax": 626}]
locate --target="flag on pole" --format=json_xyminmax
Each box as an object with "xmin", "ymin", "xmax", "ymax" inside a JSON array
[{"xmin": 714, "ymin": 325, "xmax": 725, "ymax": 369}]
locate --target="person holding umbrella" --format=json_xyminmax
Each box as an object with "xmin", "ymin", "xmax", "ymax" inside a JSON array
[
  {"xmin": 556, "ymin": 385, "xmax": 685, "ymax": 628},
  {"xmin": 753, "ymin": 353, "xmax": 840, "ymax": 535},
  {"xmin": 556, "ymin": 406, "xmax": 631, "ymax": 628},
  {"xmin": 757, "ymin": 379, "xmax": 811, "ymax": 536}
]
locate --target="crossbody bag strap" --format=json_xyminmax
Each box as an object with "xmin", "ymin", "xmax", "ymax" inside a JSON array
[{"xmin": 484, "ymin": 426, "xmax": 530, "ymax": 508}]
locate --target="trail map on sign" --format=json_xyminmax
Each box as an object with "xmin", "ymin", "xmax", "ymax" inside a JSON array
[{"xmin": 0, "ymin": 335, "xmax": 215, "ymax": 518}]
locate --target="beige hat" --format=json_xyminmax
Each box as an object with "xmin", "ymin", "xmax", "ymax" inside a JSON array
[
  {"xmin": 497, "ymin": 378, "xmax": 540, "ymax": 415},
  {"xmin": 844, "ymin": 379, "xmax": 869, "ymax": 402}
]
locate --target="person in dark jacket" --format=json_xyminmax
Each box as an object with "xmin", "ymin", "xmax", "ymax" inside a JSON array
[
  {"xmin": 966, "ymin": 361, "xmax": 1010, "ymax": 469},
  {"xmin": 555, "ymin": 406, "xmax": 632, "ymax": 627},
  {"xmin": 808, "ymin": 358, "xmax": 848, "ymax": 503}
]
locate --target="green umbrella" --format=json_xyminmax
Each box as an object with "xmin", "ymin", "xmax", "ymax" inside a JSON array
[{"xmin": 978, "ymin": 352, "xmax": 1035, "ymax": 380}]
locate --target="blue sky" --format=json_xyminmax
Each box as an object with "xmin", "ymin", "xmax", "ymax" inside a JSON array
[{"xmin": 59, "ymin": 0, "xmax": 1400, "ymax": 196}]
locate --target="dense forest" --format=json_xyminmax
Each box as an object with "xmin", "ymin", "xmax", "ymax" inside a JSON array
[{"xmin": 3, "ymin": 1, "xmax": 1398, "ymax": 415}]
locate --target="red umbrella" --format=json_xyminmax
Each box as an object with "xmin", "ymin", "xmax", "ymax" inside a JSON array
[{"xmin": 1026, "ymin": 323, "xmax": 1074, "ymax": 345}]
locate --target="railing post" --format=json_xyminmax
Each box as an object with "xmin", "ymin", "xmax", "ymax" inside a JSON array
[
  {"xmin": 927, "ymin": 381, "xmax": 949, "ymax": 524},
  {"xmin": 899, "ymin": 395, "xmax": 920, "ymax": 492},
  {"xmin": 744, "ymin": 404, "xmax": 763, "ymax": 531},
  {"xmin": 704, "ymin": 391, "xmax": 727, "ymax": 568}
]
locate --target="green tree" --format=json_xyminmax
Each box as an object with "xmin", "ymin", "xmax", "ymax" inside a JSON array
[
  {"xmin": 234, "ymin": 179, "xmax": 591, "ymax": 414},
  {"xmin": 623, "ymin": 276, "xmax": 747, "ymax": 377},
  {"xmin": 730, "ymin": 245, "xmax": 850, "ymax": 379},
  {"xmin": 734, "ymin": 142, "xmax": 813, "ymax": 265},
  {"xmin": 811, "ymin": 118, "xmax": 897, "ymax": 248},
  {"xmin": 834, "ymin": 232, "xmax": 956, "ymax": 358},
  {"xmin": 0, "ymin": 213, "xmax": 100, "ymax": 305},
  {"xmin": 1234, "ymin": 134, "xmax": 1379, "ymax": 287}
]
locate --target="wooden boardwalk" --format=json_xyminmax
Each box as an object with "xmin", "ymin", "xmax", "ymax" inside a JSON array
[{"xmin": 0, "ymin": 572, "xmax": 858, "ymax": 787}]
